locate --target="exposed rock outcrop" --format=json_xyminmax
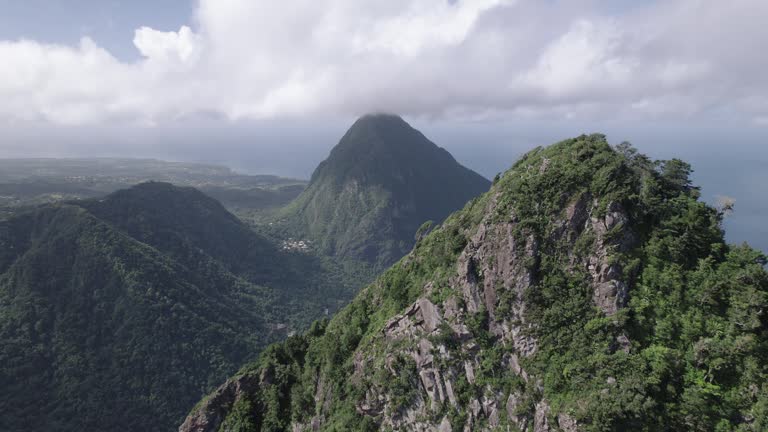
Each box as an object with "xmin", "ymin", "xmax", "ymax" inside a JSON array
[
  {"xmin": 338, "ymin": 183, "xmax": 567, "ymax": 431},
  {"xmin": 587, "ymin": 200, "xmax": 635, "ymax": 316},
  {"xmin": 182, "ymin": 137, "xmax": 640, "ymax": 432},
  {"xmin": 180, "ymin": 374, "xmax": 261, "ymax": 432}
]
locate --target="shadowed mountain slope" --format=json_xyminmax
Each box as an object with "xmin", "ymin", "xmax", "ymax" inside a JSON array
[{"xmin": 280, "ymin": 114, "xmax": 491, "ymax": 268}]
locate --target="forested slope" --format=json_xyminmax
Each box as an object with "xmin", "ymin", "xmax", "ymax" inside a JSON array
[
  {"xmin": 0, "ymin": 183, "xmax": 362, "ymax": 432},
  {"xmin": 279, "ymin": 114, "xmax": 490, "ymax": 269}
]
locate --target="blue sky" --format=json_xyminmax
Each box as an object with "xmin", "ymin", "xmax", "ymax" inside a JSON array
[
  {"xmin": 0, "ymin": 0, "xmax": 193, "ymax": 60},
  {"xmin": 0, "ymin": 0, "xmax": 644, "ymax": 56}
]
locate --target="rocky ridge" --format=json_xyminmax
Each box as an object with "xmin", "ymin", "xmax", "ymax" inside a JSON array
[{"xmin": 181, "ymin": 135, "xmax": 768, "ymax": 432}]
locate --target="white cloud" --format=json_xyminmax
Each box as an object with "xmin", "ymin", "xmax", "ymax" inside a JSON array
[
  {"xmin": 349, "ymin": 0, "xmax": 511, "ymax": 56},
  {"xmin": 133, "ymin": 26, "xmax": 201, "ymax": 64},
  {"xmin": 515, "ymin": 19, "xmax": 635, "ymax": 96},
  {"xmin": 0, "ymin": 0, "xmax": 766, "ymax": 125}
]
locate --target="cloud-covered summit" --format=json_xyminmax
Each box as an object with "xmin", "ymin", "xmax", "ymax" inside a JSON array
[{"xmin": 0, "ymin": 0, "xmax": 766, "ymax": 125}]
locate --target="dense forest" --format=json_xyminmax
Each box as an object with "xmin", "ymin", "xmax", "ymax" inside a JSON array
[
  {"xmin": 0, "ymin": 183, "xmax": 367, "ymax": 432},
  {"xmin": 183, "ymin": 135, "xmax": 768, "ymax": 432}
]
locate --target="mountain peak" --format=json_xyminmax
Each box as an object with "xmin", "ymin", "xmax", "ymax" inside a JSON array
[
  {"xmin": 100, "ymin": 181, "xmax": 219, "ymax": 205},
  {"xmin": 315, "ymin": 114, "xmax": 465, "ymax": 185},
  {"xmin": 358, "ymin": 112, "xmax": 405, "ymax": 121},
  {"xmin": 331, "ymin": 113, "xmax": 426, "ymax": 156},
  {"xmin": 352, "ymin": 112, "xmax": 409, "ymax": 131},
  {"xmin": 283, "ymin": 115, "xmax": 490, "ymax": 267}
]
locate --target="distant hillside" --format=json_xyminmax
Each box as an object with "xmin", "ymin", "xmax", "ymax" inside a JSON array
[
  {"xmin": 279, "ymin": 114, "xmax": 490, "ymax": 268},
  {"xmin": 183, "ymin": 135, "xmax": 768, "ymax": 432},
  {"xmin": 0, "ymin": 182, "xmax": 361, "ymax": 432},
  {"xmin": 0, "ymin": 158, "xmax": 306, "ymax": 213}
]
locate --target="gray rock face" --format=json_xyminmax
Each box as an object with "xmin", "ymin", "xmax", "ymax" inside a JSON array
[
  {"xmin": 482, "ymin": 392, "xmax": 502, "ymax": 427},
  {"xmin": 457, "ymin": 193, "xmax": 540, "ymax": 358},
  {"xmin": 179, "ymin": 373, "xmax": 260, "ymax": 432},
  {"xmin": 586, "ymin": 199, "xmax": 635, "ymax": 316},
  {"xmin": 558, "ymin": 412, "xmax": 580, "ymax": 432},
  {"xmin": 183, "ymin": 161, "xmax": 645, "ymax": 432},
  {"xmin": 557, "ymin": 193, "xmax": 636, "ymax": 317},
  {"xmin": 326, "ymin": 190, "xmax": 562, "ymax": 431},
  {"xmin": 383, "ymin": 298, "xmax": 443, "ymax": 339},
  {"xmin": 319, "ymin": 185, "xmax": 635, "ymax": 432},
  {"xmin": 506, "ymin": 392, "xmax": 529, "ymax": 431},
  {"xmin": 438, "ymin": 416, "xmax": 452, "ymax": 432},
  {"xmin": 534, "ymin": 400, "xmax": 552, "ymax": 432}
]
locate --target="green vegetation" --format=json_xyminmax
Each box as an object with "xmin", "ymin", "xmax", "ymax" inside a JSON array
[
  {"xmin": 0, "ymin": 182, "xmax": 365, "ymax": 432},
  {"xmin": 193, "ymin": 135, "xmax": 767, "ymax": 432},
  {"xmin": 277, "ymin": 114, "xmax": 490, "ymax": 269},
  {"xmin": 491, "ymin": 135, "xmax": 767, "ymax": 430}
]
